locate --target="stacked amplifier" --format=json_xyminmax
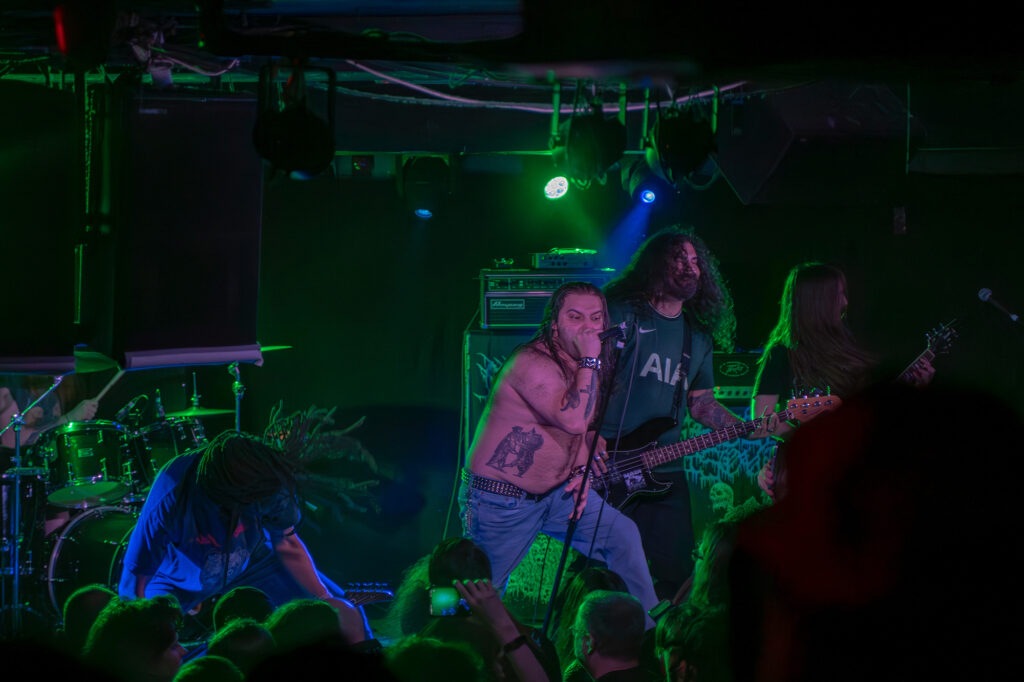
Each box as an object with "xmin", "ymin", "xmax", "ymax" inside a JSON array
[{"xmin": 479, "ymin": 267, "xmax": 617, "ymax": 328}]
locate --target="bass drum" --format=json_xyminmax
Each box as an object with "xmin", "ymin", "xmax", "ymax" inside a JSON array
[{"xmin": 45, "ymin": 506, "xmax": 137, "ymax": 617}]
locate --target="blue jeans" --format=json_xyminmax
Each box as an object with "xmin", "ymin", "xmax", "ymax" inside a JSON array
[{"xmin": 459, "ymin": 480, "xmax": 659, "ymax": 628}]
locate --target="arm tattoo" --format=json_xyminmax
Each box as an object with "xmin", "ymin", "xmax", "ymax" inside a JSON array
[
  {"xmin": 561, "ymin": 373, "xmax": 597, "ymax": 418},
  {"xmin": 562, "ymin": 389, "xmax": 581, "ymax": 412},
  {"xmin": 582, "ymin": 371, "xmax": 597, "ymax": 419},
  {"xmin": 689, "ymin": 392, "xmax": 740, "ymax": 430}
]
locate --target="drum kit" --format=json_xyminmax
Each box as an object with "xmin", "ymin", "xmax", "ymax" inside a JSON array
[{"xmin": 1, "ymin": 346, "xmax": 289, "ymax": 636}]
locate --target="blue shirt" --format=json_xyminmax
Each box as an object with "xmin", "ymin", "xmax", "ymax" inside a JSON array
[{"xmin": 118, "ymin": 450, "xmax": 300, "ymax": 608}]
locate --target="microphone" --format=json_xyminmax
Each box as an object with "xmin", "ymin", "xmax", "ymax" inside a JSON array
[
  {"xmin": 599, "ymin": 322, "xmax": 627, "ymax": 342},
  {"xmin": 115, "ymin": 394, "xmax": 148, "ymax": 422},
  {"xmin": 978, "ymin": 288, "xmax": 1020, "ymax": 323}
]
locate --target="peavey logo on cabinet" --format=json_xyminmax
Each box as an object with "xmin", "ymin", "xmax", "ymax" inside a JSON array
[{"xmin": 712, "ymin": 352, "xmax": 762, "ymax": 404}]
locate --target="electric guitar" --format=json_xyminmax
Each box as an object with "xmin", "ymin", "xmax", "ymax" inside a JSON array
[
  {"xmin": 591, "ymin": 394, "xmax": 841, "ymax": 508},
  {"xmin": 897, "ymin": 319, "xmax": 958, "ymax": 384},
  {"xmin": 343, "ymin": 581, "xmax": 395, "ymax": 606}
]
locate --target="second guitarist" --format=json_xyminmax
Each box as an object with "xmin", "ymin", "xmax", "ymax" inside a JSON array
[{"xmin": 752, "ymin": 262, "xmax": 938, "ymax": 499}]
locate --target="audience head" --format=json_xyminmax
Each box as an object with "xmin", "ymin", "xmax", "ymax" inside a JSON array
[
  {"xmin": 572, "ymin": 590, "xmax": 646, "ymax": 677},
  {"xmin": 385, "ymin": 537, "xmax": 493, "ymax": 640},
  {"xmin": 385, "ymin": 633, "xmax": 487, "ymax": 682},
  {"xmin": 82, "ymin": 594, "xmax": 187, "ymax": 682},
  {"xmin": 383, "ymin": 554, "xmax": 431, "ymax": 637},
  {"xmin": 686, "ymin": 510, "xmax": 756, "ymax": 611},
  {"xmin": 59, "ymin": 583, "xmax": 118, "ymax": 655},
  {"xmin": 427, "ymin": 536, "xmax": 492, "ymax": 586},
  {"xmin": 211, "ymin": 586, "xmax": 274, "ymax": 631},
  {"xmin": 420, "ymin": 616, "xmax": 506, "ymax": 681},
  {"xmin": 553, "ymin": 566, "xmax": 629, "ymax": 666},
  {"xmin": 655, "ymin": 602, "xmax": 731, "ymax": 682},
  {"xmin": 264, "ymin": 597, "xmax": 342, "ymax": 653},
  {"xmin": 206, "ymin": 617, "xmax": 276, "ymax": 676},
  {"xmin": 171, "ymin": 655, "xmax": 243, "ymax": 682}
]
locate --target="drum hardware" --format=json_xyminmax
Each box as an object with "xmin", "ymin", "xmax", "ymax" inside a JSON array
[
  {"xmin": 72, "ymin": 349, "xmax": 120, "ymax": 375},
  {"xmin": 163, "ymin": 407, "xmax": 234, "ymax": 418},
  {"xmin": 39, "ymin": 420, "xmax": 133, "ymax": 510},
  {"xmin": 132, "ymin": 417, "xmax": 208, "ymax": 490},
  {"xmin": 165, "ymin": 372, "xmax": 234, "ymax": 421},
  {"xmin": 0, "ymin": 374, "xmax": 62, "ymax": 635},
  {"xmin": 229, "ymin": 362, "xmax": 244, "ymax": 433}
]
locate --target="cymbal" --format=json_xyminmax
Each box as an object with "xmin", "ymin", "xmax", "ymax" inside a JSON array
[
  {"xmin": 164, "ymin": 406, "xmax": 235, "ymax": 418},
  {"xmin": 73, "ymin": 349, "xmax": 120, "ymax": 373}
]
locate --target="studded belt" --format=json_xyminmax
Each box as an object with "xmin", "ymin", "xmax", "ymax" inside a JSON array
[{"xmin": 461, "ymin": 469, "xmax": 549, "ymax": 502}]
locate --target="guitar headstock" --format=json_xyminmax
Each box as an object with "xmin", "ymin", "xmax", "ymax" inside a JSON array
[
  {"xmin": 785, "ymin": 393, "xmax": 842, "ymax": 421},
  {"xmin": 925, "ymin": 319, "xmax": 958, "ymax": 356}
]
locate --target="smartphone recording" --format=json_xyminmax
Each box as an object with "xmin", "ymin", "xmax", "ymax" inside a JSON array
[{"xmin": 429, "ymin": 586, "xmax": 471, "ymax": 616}]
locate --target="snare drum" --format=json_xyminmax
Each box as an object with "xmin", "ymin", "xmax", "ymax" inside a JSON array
[
  {"xmin": 133, "ymin": 417, "xmax": 208, "ymax": 489},
  {"xmin": 35, "ymin": 421, "xmax": 132, "ymax": 509}
]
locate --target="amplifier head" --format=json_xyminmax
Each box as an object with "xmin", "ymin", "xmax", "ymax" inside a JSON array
[{"xmin": 478, "ymin": 268, "xmax": 616, "ymax": 328}]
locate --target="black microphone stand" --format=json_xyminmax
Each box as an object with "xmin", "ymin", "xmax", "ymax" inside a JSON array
[{"xmin": 540, "ymin": 327, "xmax": 626, "ymax": 639}]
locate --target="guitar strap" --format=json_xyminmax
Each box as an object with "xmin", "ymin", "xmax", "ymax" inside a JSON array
[{"xmin": 668, "ymin": 310, "xmax": 693, "ymax": 425}]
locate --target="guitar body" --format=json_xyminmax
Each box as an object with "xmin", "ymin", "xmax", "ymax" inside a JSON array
[
  {"xmin": 598, "ymin": 416, "xmax": 678, "ymax": 509},
  {"xmin": 593, "ymin": 395, "xmax": 841, "ymax": 509},
  {"xmin": 598, "ymin": 441, "xmax": 676, "ymax": 509}
]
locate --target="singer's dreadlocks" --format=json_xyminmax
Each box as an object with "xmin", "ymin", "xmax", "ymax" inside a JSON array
[{"xmin": 263, "ymin": 402, "xmax": 382, "ymax": 521}]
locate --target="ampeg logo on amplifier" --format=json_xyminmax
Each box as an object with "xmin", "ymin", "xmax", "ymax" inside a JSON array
[{"xmin": 479, "ymin": 268, "xmax": 616, "ymax": 328}]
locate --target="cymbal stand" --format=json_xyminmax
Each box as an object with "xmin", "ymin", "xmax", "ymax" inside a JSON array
[
  {"xmin": 1, "ymin": 374, "xmax": 62, "ymax": 634},
  {"xmin": 188, "ymin": 372, "xmax": 202, "ymax": 409},
  {"xmin": 228, "ymin": 362, "xmax": 244, "ymax": 433}
]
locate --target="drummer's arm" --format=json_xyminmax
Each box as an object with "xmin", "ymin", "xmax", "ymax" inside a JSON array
[{"xmin": 53, "ymin": 399, "xmax": 100, "ymax": 429}]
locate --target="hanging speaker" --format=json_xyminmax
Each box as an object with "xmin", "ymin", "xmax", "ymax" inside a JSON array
[
  {"xmin": 715, "ymin": 82, "xmax": 919, "ymax": 205},
  {"xmin": 91, "ymin": 84, "xmax": 264, "ymax": 368}
]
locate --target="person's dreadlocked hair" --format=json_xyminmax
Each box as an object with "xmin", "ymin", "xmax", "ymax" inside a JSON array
[
  {"xmin": 262, "ymin": 403, "xmax": 381, "ymax": 521},
  {"xmin": 197, "ymin": 430, "xmax": 298, "ymax": 510}
]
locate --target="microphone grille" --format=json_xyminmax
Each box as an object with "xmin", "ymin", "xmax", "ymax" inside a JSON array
[{"xmin": 978, "ymin": 288, "xmax": 992, "ymax": 302}]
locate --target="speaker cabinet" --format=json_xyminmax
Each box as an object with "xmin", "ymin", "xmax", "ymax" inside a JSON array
[
  {"xmin": 89, "ymin": 85, "xmax": 264, "ymax": 367},
  {"xmin": 716, "ymin": 82, "xmax": 918, "ymax": 205},
  {"xmin": 463, "ymin": 329, "xmax": 534, "ymax": 447}
]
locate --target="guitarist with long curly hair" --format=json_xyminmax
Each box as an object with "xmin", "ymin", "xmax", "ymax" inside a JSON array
[{"xmin": 598, "ymin": 225, "xmax": 767, "ymax": 604}]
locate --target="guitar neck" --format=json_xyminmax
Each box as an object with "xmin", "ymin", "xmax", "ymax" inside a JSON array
[
  {"xmin": 899, "ymin": 348, "xmax": 935, "ymax": 381},
  {"xmin": 640, "ymin": 407, "xmax": 800, "ymax": 470}
]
